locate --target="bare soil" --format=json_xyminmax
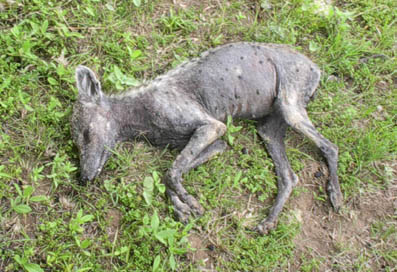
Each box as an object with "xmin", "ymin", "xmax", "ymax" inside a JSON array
[{"xmin": 185, "ymin": 159, "xmax": 397, "ymax": 271}]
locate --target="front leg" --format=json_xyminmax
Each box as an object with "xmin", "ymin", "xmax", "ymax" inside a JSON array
[{"xmin": 164, "ymin": 120, "xmax": 226, "ymax": 223}]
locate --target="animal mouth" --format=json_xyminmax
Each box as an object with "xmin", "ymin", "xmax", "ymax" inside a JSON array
[
  {"xmin": 79, "ymin": 150, "xmax": 107, "ymax": 185},
  {"xmin": 95, "ymin": 150, "xmax": 108, "ymax": 177},
  {"xmin": 88, "ymin": 149, "xmax": 111, "ymax": 183}
]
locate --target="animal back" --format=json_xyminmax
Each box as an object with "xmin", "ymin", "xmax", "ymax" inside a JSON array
[{"xmin": 174, "ymin": 43, "xmax": 278, "ymax": 121}]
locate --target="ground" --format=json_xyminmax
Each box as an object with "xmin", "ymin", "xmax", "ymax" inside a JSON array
[{"xmin": 0, "ymin": 0, "xmax": 396, "ymax": 271}]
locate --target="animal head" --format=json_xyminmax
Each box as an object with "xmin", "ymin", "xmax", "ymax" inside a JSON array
[{"xmin": 72, "ymin": 66, "xmax": 118, "ymax": 185}]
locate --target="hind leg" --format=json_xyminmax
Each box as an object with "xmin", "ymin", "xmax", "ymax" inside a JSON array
[
  {"xmin": 256, "ymin": 112, "xmax": 299, "ymax": 234},
  {"xmin": 280, "ymin": 102, "xmax": 342, "ymax": 212}
]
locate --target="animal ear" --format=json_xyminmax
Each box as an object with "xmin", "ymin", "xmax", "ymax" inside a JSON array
[{"xmin": 75, "ymin": 65, "xmax": 103, "ymax": 102}]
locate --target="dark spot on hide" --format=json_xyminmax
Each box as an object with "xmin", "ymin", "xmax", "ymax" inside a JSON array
[
  {"xmin": 198, "ymin": 69, "xmax": 202, "ymax": 73},
  {"xmin": 225, "ymin": 68, "xmax": 229, "ymax": 71},
  {"xmin": 83, "ymin": 129, "xmax": 90, "ymax": 144},
  {"xmin": 296, "ymin": 68, "xmax": 299, "ymax": 72},
  {"xmin": 320, "ymin": 145, "xmax": 329, "ymax": 153},
  {"xmin": 240, "ymin": 56, "xmax": 244, "ymax": 60},
  {"xmin": 235, "ymin": 94, "xmax": 240, "ymax": 99},
  {"xmin": 256, "ymin": 89, "xmax": 260, "ymax": 95},
  {"xmin": 259, "ymin": 60, "xmax": 263, "ymax": 64},
  {"xmin": 238, "ymin": 75, "xmax": 242, "ymax": 80},
  {"xmin": 220, "ymin": 77, "xmax": 224, "ymax": 81}
]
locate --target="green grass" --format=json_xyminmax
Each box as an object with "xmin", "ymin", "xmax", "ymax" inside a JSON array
[{"xmin": 1, "ymin": 0, "xmax": 396, "ymax": 271}]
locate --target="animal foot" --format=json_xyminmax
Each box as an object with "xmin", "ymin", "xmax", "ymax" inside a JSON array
[
  {"xmin": 173, "ymin": 198, "xmax": 204, "ymax": 223},
  {"xmin": 168, "ymin": 190, "xmax": 204, "ymax": 223},
  {"xmin": 186, "ymin": 195, "xmax": 205, "ymax": 216},
  {"xmin": 174, "ymin": 202, "xmax": 194, "ymax": 224},
  {"xmin": 328, "ymin": 187, "xmax": 343, "ymax": 212},
  {"xmin": 256, "ymin": 219, "xmax": 278, "ymax": 235}
]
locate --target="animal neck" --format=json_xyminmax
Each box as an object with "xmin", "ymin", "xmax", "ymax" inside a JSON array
[{"xmin": 108, "ymin": 88, "xmax": 152, "ymax": 142}]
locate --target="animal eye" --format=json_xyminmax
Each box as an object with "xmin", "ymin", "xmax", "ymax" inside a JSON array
[{"xmin": 83, "ymin": 129, "xmax": 90, "ymax": 143}]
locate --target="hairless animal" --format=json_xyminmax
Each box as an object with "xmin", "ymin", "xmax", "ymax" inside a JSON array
[{"xmin": 71, "ymin": 42, "xmax": 342, "ymax": 234}]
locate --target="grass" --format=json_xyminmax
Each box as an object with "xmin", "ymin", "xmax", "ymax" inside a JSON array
[{"xmin": 0, "ymin": 0, "xmax": 396, "ymax": 271}]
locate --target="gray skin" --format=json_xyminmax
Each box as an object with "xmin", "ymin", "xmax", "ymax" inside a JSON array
[{"xmin": 71, "ymin": 42, "xmax": 343, "ymax": 234}]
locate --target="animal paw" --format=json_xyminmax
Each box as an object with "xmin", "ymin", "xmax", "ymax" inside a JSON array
[
  {"xmin": 174, "ymin": 202, "xmax": 194, "ymax": 224},
  {"xmin": 170, "ymin": 193, "xmax": 204, "ymax": 223},
  {"xmin": 328, "ymin": 189, "xmax": 343, "ymax": 212},
  {"xmin": 327, "ymin": 182, "xmax": 343, "ymax": 212},
  {"xmin": 186, "ymin": 195, "xmax": 205, "ymax": 216},
  {"xmin": 256, "ymin": 219, "xmax": 277, "ymax": 235}
]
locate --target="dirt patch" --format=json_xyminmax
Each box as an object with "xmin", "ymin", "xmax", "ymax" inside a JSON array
[
  {"xmin": 290, "ymin": 160, "xmax": 397, "ymax": 271},
  {"xmin": 33, "ymin": 179, "xmax": 52, "ymax": 197},
  {"xmin": 106, "ymin": 208, "xmax": 122, "ymax": 242},
  {"xmin": 187, "ymin": 232, "xmax": 215, "ymax": 271},
  {"xmin": 2, "ymin": 213, "xmax": 37, "ymax": 240},
  {"xmin": 58, "ymin": 195, "xmax": 76, "ymax": 210}
]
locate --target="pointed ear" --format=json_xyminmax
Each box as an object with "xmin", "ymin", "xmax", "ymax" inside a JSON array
[{"xmin": 75, "ymin": 65, "xmax": 103, "ymax": 102}]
